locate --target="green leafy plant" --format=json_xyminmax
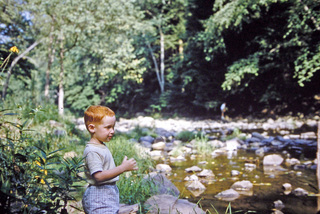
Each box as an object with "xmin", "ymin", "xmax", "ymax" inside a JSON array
[{"xmin": 0, "ymin": 108, "xmax": 84, "ymax": 213}]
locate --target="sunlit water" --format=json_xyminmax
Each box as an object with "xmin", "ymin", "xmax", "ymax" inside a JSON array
[{"xmin": 164, "ymin": 149, "xmax": 318, "ymax": 214}]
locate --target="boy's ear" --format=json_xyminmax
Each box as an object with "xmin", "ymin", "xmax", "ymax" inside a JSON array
[{"xmin": 88, "ymin": 124, "xmax": 95, "ymax": 133}]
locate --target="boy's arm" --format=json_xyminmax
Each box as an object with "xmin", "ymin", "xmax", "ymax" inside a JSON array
[{"xmin": 93, "ymin": 156, "xmax": 138, "ymax": 183}]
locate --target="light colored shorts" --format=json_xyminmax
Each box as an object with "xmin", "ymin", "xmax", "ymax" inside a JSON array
[{"xmin": 82, "ymin": 183, "xmax": 119, "ymax": 214}]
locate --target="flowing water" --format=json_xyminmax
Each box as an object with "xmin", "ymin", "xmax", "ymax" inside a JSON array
[{"xmin": 165, "ymin": 149, "xmax": 318, "ymax": 214}]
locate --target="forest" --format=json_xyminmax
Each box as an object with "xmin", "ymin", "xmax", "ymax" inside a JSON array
[{"xmin": 1, "ymin": 0, "xmax": 319, "ymax": 118}]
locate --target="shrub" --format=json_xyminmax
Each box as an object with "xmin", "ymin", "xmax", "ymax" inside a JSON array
[
  {"xmin": 175, "ymin": 130, "xmax": 197, "ymax": 142},
  {"xmin": 0, "ymin": 109, "xmax": 84, "ymax": 213},
  {"xmin": 107, "ymin": 136, "xmax": 156, "ymax": 205}
]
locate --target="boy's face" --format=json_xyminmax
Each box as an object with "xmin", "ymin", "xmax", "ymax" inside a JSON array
[{"xmin": 92, "ymin": 115, "xmax": 116, "ymax": 143}]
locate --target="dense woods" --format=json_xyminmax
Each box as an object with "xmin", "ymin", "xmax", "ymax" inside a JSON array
[{"xmin": 1, "ymin": 0, "xmax": 319, "ymax": 118}]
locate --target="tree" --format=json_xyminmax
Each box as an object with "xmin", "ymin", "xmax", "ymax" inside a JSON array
[{"xmin": 203, "ymin": 0, "xmax": 320, "ymax": 114}]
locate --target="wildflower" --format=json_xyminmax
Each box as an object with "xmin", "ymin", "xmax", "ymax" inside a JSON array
[{"xmin": 9, "ymin": 46, "xmax": 19, "ymax": 53}]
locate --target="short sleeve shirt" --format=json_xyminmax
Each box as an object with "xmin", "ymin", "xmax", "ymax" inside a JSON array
[{"xmin": 83, "ymin": 143, "xmax": 119, "ymax": 185}]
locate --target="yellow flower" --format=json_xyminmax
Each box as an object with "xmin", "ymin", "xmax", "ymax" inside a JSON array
[{"xmin": 9, "ymin": 46, "xmax": 19, "ymax": 53}]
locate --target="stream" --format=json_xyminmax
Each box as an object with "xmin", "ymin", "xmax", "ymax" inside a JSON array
[{"xmin": 166, "ymin": 149, "xmax": 317, "ymax": 214}]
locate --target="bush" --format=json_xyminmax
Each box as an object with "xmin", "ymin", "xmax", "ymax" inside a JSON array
[
  {"xmin": 0, "ymin": 109, "xmax": 84, "ymax": 213},
  {"xmin": 107, "ymin": 136, "xmax": 156, "ymax": 205},
  {"xmin": 176, "ymin": 130, "xmax": 197, "ymax": 142}
]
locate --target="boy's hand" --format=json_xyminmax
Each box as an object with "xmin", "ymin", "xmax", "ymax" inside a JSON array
[{"xmin": 121, "ymin": 156, "xmax": 138, "ymax": 172}]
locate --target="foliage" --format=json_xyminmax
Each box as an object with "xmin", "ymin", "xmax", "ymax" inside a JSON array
[
  {"xmin": 193, "ymin": 132, "xmax": 212, "ymax": 156},
  {"xmin": 0, "ymin": 108, "xmax": 84, "ymax": 213},
  {"xmin": 107, "ymin": 136, "xmax": 156, "ymax": 205},
  {"xmin": 176, "ymin": 130, "xmax": 197, "ymax": 142}
]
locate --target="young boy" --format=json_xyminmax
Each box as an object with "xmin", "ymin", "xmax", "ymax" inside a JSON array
[{"xmin": 82, "ymin": 105, "xmax": 138, "ymax": 214}]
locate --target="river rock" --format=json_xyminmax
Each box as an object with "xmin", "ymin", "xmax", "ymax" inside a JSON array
[
  {"xmin": 292, "ymin": 187, "xmax": 308, "ymax": 196},
  {"xmin": 185, "ymin": 174, "xmax": 199, "ymax": 181},
  {"xmin": 231, "ymin": 180, "xmax": 253, "ymax": 191},
  {"xmin": 263, "ymin": 154, "xmax": 284, "ymax": 166},
  {"xmin": 282, "ymin": 183, "xmax": 292, "ymax": 194},
  {"xmin": 139, "ymin": 135, "xmax": 154, "ymax": 143},
  {"xmin": 226, "ymin": 139, "xmax": 240, "ymax": 151},
  {"xmin": 156, "ymin": 164, "xmax": 172, "ymax": 172},
  {"xmin": 186, "ymin": 180, "xmax": 206, "ymax": 191},
  {"xmin": 285, "ymin": 158, "xmax": 300, "ymax": 166},
  {"xmin": 144, "ymin": 172, "xmax": 180, "ymax": 196},
  {"xmin": 273, "ymin": 200, "xmax": 285, "ymax": 210},
  {"xmin": 185, "ymin": 166, "xmax": 202, "ymax": 172},
  {"xmin": 215, "ymin": 189, "xmax": 240, "ymax": 201},
  {"xmin": 170, "ymin": 155, "xmax": 186, "ymax": 162},
  {"xmin": 231, "ymin": 170, "xmax": 240, "ymax": 176},
  {"xmin": 197, "ymin": 169, "xmax": 215, "ymax": 178},
  {"xmin": 119, "ymin": 203, "xmax": 139, "ymax": 214},
  {"xmin": 144, "ymin": 194, "xmax": 205, "ymax": 214},
  {"xmin": 152, "ymin": 141, "xmax": 166, "ymax": 150}
]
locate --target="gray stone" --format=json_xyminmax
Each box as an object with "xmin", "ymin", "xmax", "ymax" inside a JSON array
[
  {"xmin": 156, "ymin": 164, "xmax": 172, "ymax": 173},
  {"xmin": 144, "ymin": 172, "xmax": 180, "ymax": 197},
  {"xmin": 263, "ymin": 154, "xmax": 284, "ymax": 166},
  {"xmin": 231, "ymin": 180, "xmax": 253, "ymax": 191},
  {"xmin": 185, "ymin": 166, "xmax": 202, "ymax": 172},
  {"xmin": 215, "ymin": 189, "xmax": 240, "ymax": 201},
  {"xmin": 144, "ymin": 194, "xmax": 205, "ymax": 214}
]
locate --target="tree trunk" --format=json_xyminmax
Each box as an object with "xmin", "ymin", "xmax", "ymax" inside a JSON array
[
  {"xmin": 2, "ymin": 41, "xmax": 39, "ymax": 100},
  {"xmin": 45, "ymin": 26, "xmax": 55, "ymax": 100},
  {"xmin": 179, "ymin": 39, "xmax": 184, "ymax": 59},
  {"xmin": 58, "ymin": 35, "xmax": 64, "ymax": 116},
  {"xmin": 317, "ymin": 121, "xmax": 320, "ymax": 212},
  {"xmin": 146, "ymin": 40, "xmax": 162, "ymax": 92},
  {"xmin": 159, "ymin": 28, "xmax": 165, "ymax": 93}
]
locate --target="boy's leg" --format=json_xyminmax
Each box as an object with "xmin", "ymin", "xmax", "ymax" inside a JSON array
[{"xmin": 82, "ymin": 184, "xmax": 119, "ymax": 214}]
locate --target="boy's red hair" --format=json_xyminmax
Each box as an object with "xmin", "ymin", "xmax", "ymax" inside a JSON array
[{"xmin": 84, "ymin": 105, "xmax": 115, "ymax": 130}]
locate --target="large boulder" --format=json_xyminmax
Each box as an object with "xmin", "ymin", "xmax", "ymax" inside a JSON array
[
  {"xmin": 144, "ymin": 194, "xmax": 205, "ymax": 214},
  {"xmin": 144, "ymin": 172, "xmax": 180, "ymax": 196}
]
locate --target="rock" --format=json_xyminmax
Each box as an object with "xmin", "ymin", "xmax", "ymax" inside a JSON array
[
  {"xmin": 156, "ymin": 164, "xmax": 172, "ymax": 173},
  {"xmin": 144, "ymin": 172, "xmax": 180, "ymax": 196},
  {"xmin": 185, "ymin": 166, "xmax": 202, "ymax": 172},
  {"xmin": 226, "ymin": 139, "xmax": 240, "ymax": 151},
  {"xmin": 300, "ymin": 131, "xmax": 316, "ymax": 139},
  {"xmin": 231, "ymin": 170, "xmax": 240, "ymax": 176},
  {"xmin": 119, "ymin": 203, "xmax": 139, "ymax": 214},
  {"xmin": 252, "ymin": 132, "xmax": 265, "ymax": 140},
  {"xmin": 285, "ymin": 158, "xmax": 300, "ymax": 166},
  {"xmin": 152, "ymin": 141, "xmax": 166, "ymax": 150},
  {"xmin": 186, "ymin": 180, "xmax": 206, "ymax": 191},
  {"xmin": 292, "ymin": 187, "xmax": 308, "ymax": 196},
  {"xmin": 198, "ymin": 161, "xmax": 208, "ymax": 165},
  {"xmin": 255, "ymin": 147, "xmax": 265, "ymax": 155},
  {"xmin": 139, "ymin": 136, "xmax": 154, "ymax": 143},
  {"xmin": 282, "ymin": 183, "xmax": 292, "ymax": 193},
  {"xmin": 263, "ymin": 154, "xmax": 284, "ymax": 166},
  {"xmin": 273, "ymin": 200, "xmax": 285, "ymax": 210},
  {"xmin": 231, "ymin": 180, "xmax": 253, "ymax": 192},
  {"xmin": 197, "ymin": 169, "xmax": 215, "ymax": 178},
  {"xmin": 170, "ymin": 155, "xmax": 186, "ymax": 162},
  {"xmin": 184, "ymin": 174, "xmax": 199, "ymax": 181},
  {"xmin": 144, "ymin": 194, "xmax": 205, "ymax": 214},
  {"xmin": 137, "ymin": 116, "xmax": 155, "ymax": 128},
  {"xmin": 245, "ymin": 163, "xmax": 256, "ymax": 171},
  {"xmin": 150, "ymin": 150, "xmax": 162, "ymax": 157},
  {"xmin": 271, "ymin": 210, "xmax": 284, "ymax": 214},
  {"xmin": 140, "ymin": 141, "xmax": 152, "ymax": 148},
  {"xmin": 215, "ymin": 189, "xmax": 240, "ymax": 201}
]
